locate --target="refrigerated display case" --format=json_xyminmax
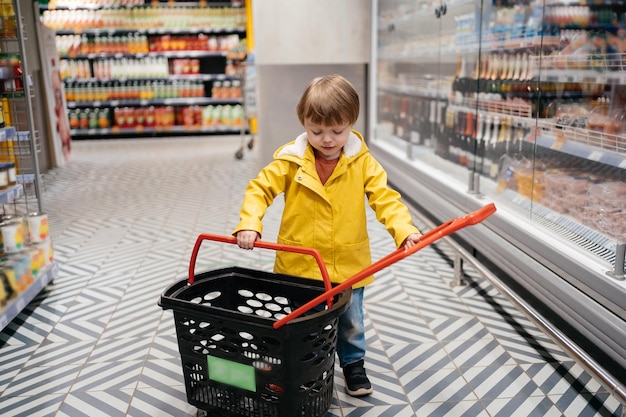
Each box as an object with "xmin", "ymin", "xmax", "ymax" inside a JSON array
[{"xmin": 370, "ymin": 0, "xmax": 626, "ymax": 400}]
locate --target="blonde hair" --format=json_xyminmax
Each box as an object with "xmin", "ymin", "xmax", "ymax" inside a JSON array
[{"xmin": 296, "ymin": 74, "xmax": 359, "ymax": 127}]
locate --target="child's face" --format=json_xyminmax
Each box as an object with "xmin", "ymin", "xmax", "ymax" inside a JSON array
[{"xmin": 304, "ymin": 119, "xmax": 352, "ymax": 160}]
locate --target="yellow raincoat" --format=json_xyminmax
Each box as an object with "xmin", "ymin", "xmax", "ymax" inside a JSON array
[{"xmin": 233, "ymin": 130, "xmax": 420, "ymax": 288}]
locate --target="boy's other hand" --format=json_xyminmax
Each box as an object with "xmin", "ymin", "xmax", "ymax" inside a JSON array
[
  {"xmin": 403, "ymin": 233, "xmax": 422, "ymax": 250},
  {"xmin": 237, "ymin": 230, "xmax": 260, "ymax": 250}
]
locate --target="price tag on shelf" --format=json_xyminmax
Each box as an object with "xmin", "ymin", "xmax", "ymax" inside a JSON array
[
  {"xmin": 16, "ymin": 297, "xmax": 26, "ymax": 312},
  {"xmin": 588, "ymin": 151, "xmax": 603, "ymax": 161},
  {"xmin": 512, "ymin": 195, "xmax": 526, "ymax": 205}
]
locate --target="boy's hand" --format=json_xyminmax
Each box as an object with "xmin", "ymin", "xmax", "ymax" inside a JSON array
[
  {"xmin": 403, "ymin": 233, "xmax": 422, "ymax": 250},
  {"xmin": 236, "ymin": 230, "xmax": 260, "ymax": 250}
]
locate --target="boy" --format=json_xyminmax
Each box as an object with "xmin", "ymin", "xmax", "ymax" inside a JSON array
[{"xmin": 234, "ymin": 74, "xmax": 421, "ymax": 396}]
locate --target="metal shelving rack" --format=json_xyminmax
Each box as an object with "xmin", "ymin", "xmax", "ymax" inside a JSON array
[{"xmin": 0, "ymin": 0, "xmax": 57, "ymax": 332}]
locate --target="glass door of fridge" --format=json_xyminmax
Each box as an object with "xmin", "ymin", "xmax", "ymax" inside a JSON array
[
  {"xmin": 374, "ymin": 0, "xmax": 488, "ymax": 195},
  {"xmin": 374, "ymin": 0, "xmax": 625, "ymax": 293}
]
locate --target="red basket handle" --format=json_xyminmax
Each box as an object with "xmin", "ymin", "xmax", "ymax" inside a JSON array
[
  {"xmin": 273, "ymin": 202, "xmax": 497, "ymax": 329},
  {"xmin": 188, "ymin": 233, "xmax": 334, "ymax": 307}
]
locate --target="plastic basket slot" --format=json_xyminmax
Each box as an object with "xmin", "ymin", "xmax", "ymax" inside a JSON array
[
  {"xmin": 255, "ymin": 292, "xmax": 272, "ymax": 301},
  {"xmin": 193, "ymin": 340, "xmax": 217, "ymax": 355},
  {"xmin": 262, "ymin": 356, "xmax": 281, "ymax": 365},
  {"xmin": 260, "ymin": 392, "xmax": 280, "ymax": 403},
  {"xmin": 184, "ymin": 362, "xmax": 207, "ymax": 382},
  {"xmin": 299, "ymin": 369, "xmax": 330, "ymax": 393},
  {"xmin": 253, "ymin": 360, "xmax": 273, "ymax": 371},
  {"xmin": 302, "ymin": 332, "xmax": 320, "ymax": 343}
]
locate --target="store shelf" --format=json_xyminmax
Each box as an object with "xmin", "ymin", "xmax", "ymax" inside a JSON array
[
  {"xmin": 40, "ymin": 0, "xmax": 248, "ymax": 140},
  {"xmin": 534, "ymin": 128, "xmax": 626, "ymax": 169},
  {"xmin": 60, "ymin": 50, "xmax": 241, "ymax": 59},
  {"xmin": 70, "ymin": 125, "xmax": 244, "ymax": 136},
  {"xmin": 41, "ymin": 2, "xmax": 242, "ymax": 10},
  {"xmin": 66, "ymin": 97, "xmax": 242, "ymax": 109},
  {"xmin": 63, "ymin": 73, "xmax": 239, "ymax": 83},
  {"xmin": 0, "ymin": 263, "xmax": 59, "ymax": 332},
  {"xmin": 55, "ymin": 26, "xmax": 245, "ymax": 36},
  {"xmin": 0, "ymin": 184, "xmax": 23, "ymax": 204}
]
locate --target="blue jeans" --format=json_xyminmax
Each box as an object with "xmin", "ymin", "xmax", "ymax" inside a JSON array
[{"xmin": 336, "ymin": 287, "xmax": 365, "ymax": 367}]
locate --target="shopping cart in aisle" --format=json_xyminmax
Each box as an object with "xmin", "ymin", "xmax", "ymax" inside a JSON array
[
  {"xmin": 159, "ymin": 203, "xmax": 496, "ymax": 417},
  {"xmin": 235, "ymin": 55, "xmax": 257, "ymax": 160}
]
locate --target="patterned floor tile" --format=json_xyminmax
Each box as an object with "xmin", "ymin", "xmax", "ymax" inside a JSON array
[
  {"xmin": 3, "ymin": 363, "xmax": 82, "ymax": 397},
  {"xmin": 138, "ymin": 357, "xmax": 186, "ymax": 388},
  {"xmin": 461, "ymin": 364, "xmax": 543, "ymax": 399},
  {"xmin": 428, "ymin": 316, "xmax": 491, "ymax": 342},
  {"xmin": 88, "ymin": 337, "xmax": 152, "ymax": 363},
  {"xmin": 71, "ymin": 360, "xmax": 145, "ymax": 392},
  {"xmin": 443, "ymin": 336, "xmax": 517, "ymax": 369},
  {"xmin": 126, "ymin": 385, "xmax": 199, "ymax": 417},
  {"xmin": 412, "ymin": 400, "xmax": 491, "ymax": 417},
  {"xmin": 340, "ymin": 404, "xmax": 417, "ymax": 416},
  {"xmin": 399, "ymin": 368, "xmax": 478, "ymax": 404},
  {"xmin": 385, "ymin": 341, "xmax": 454, "ymax": 372},
  {"xmin": 416, "ymin": 297, "xmax": 473, "ymax": 321},
  {"xmin": 551, "ymin": 392, "xmax": 623, "ymax": 417},
  {"xmin": 0, "ymin": 393, "xmax": 66, "ymax": 417},
  {"xmin": 147, "ymin": 334, "xmax": 180, "ymax": 360},
  {"xmin": 483, "ymin": 395, "xmax": 566, "ymax": 417},
  {"xmin": 25, "ymin": 340, "xmax": 95, "ymax": 367},
  {"xmin": 57, "ymin": 389, "xmax": 134, "ymax": 417},
  {"xmin": 522, "ymin": 362, "xmax": 609, "ymax": 396}
]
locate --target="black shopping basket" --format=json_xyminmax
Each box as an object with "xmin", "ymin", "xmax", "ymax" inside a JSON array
[
  {"xmin": 159, "ymin": 235, "xmax": 351, "ymax": 417},
  {"xmin": 159, "ymin": 203, "xmax": 497, "ymax": 417}
]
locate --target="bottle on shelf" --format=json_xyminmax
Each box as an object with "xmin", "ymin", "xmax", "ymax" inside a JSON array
[
  {"xmin": 471, "ymin": 112, "xmax": 484, "ymax": 172},
  {"xmin": 478, "ymin": 114, "xmax": 491, "ymax": 176},
  {"xmin": 437, "ymin": 107, "xmax": 454, "ymax": 160},
  {"xmin": 409, "ymin": 97, "xmax": 421, "ymax": 146},
  {"xmin": 488, "ymin": 116, "xmax": 501, "ymax": 180},
  {"xmin": 395, "ymin": 97, "xmax": 409, "ymax": 141}
]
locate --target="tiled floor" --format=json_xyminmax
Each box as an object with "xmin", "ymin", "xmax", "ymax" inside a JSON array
[{"xmin": 0, "ymin": 137, "xmax": 623, "ymax": 417}]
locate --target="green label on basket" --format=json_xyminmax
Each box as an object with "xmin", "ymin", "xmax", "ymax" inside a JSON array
[{"xmin": 207, "ymin": 355, "xmax": 256, "ymax": 392}]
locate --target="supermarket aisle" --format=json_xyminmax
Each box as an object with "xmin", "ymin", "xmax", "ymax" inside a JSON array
[{"xmin": 0, "ymin": 137, "xmax": 623, "ymax": 417}]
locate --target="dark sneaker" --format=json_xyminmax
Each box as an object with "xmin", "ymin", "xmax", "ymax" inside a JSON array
[{"xmin": 343, "ymin": 359, "xmax": 373, "ymax": 397}]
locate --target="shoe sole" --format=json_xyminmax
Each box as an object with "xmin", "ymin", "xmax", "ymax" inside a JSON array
[{"xmin": 346, "ymin": 387, "xmax": 373, "ymax": 397}]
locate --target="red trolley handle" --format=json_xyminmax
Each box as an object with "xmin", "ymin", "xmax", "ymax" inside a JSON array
[
  {"xmin": 273, "ymin": 202, "xmax": 497, "ymax": 329},
  {"xmin": 188, "ymin": 233, "xmax": 334, "ymax": 308}
]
